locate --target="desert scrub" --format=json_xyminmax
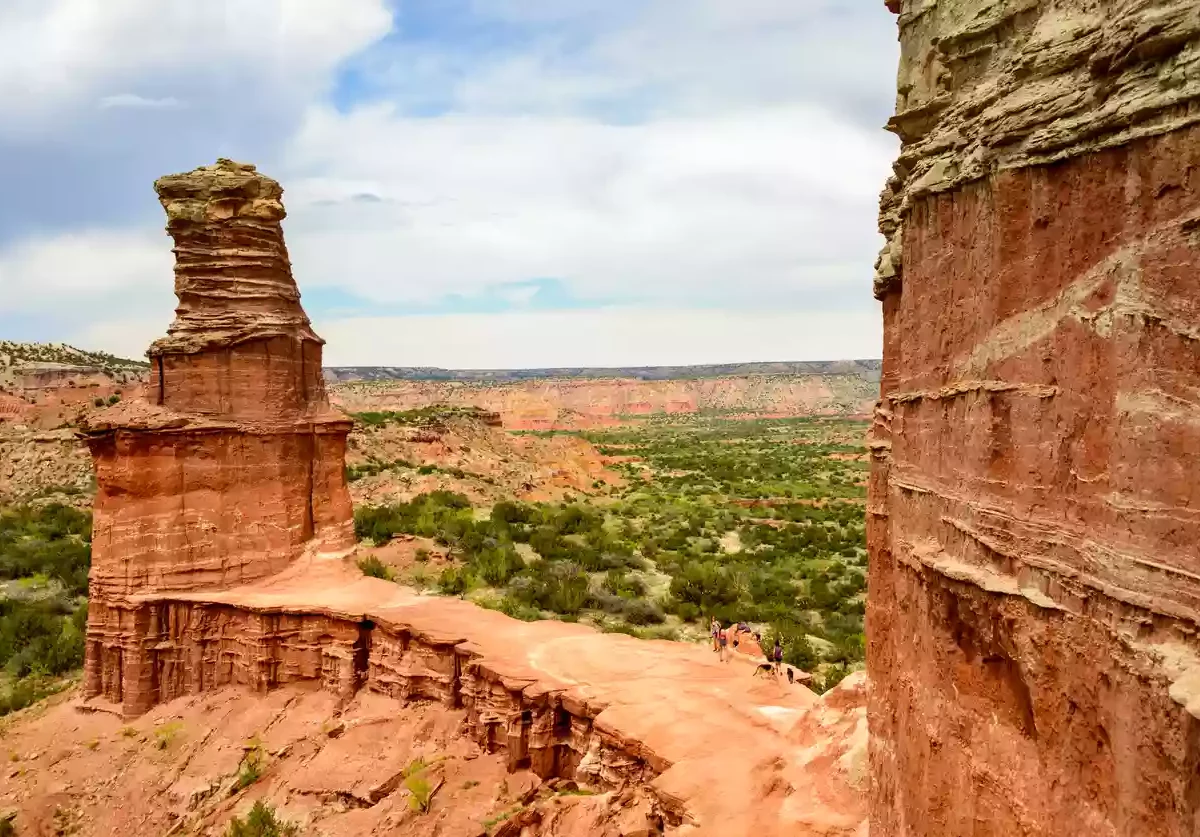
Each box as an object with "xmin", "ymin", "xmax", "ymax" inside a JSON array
[
  {"xmin": 357, "ymin": 555, "xmax": 394, "ymax": 581},
  {"xmin": 403, "ymin": 758, "xmax": 436, "ymax": 813},
  {"xmin": 483, "ymin": 805, "xmax": 526, "ymax": 833},
  {"xmin": 153, "ymin": 720, "xmax": 184, "ymax": 750},
  {"xmin": 232, "ymin": 735, "xmax": 267, "ymax": 792},
  {"xmin": 226, "ymin": 801, "xmax": 298, "ymax": 837}
]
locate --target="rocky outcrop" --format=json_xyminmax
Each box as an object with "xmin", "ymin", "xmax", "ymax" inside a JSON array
[
  {"xmin": 870, "ymin": 2, "xmax": 1200, "ymax": 836},
  {"xmin": 80, "ymin": 159, "xmax": 354, "ymax": 695},
  {"xmin": 70, "ymin": 161, "xmax": 867, "ymax": 837}
]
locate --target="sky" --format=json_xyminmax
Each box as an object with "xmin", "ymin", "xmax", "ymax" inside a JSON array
[{"xmin": 0, "ymin": 0, "xmax": 900, "ymax": 368}]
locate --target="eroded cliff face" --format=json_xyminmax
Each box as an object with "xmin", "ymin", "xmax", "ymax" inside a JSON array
[{"xmin": 870, "ymin": 2, "xmax": 1200, "ymax": 835}]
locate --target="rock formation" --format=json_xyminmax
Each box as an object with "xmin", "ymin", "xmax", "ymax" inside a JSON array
[
  {"xmin": 869, "ymin": 2, "xmax": 1200, "ymax": 835},
  {"xmin": 80, "ymin": 159, "xmax": 354, "ymax": 714},
  {"xmin": 67, "ymin": 160, "xmax": 867, "ymax": 836}
]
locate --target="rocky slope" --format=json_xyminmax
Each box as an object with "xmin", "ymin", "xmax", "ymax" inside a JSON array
[
  {"xmin": 346, "ymin": 408, "xmax": 620, "ymax": 506},
  {"xmin": 869, "ymin": 2, "xmax": 1200, "ymax": 835},
  {"xmin": 0, "ymin": 665, "xmax": 867, "ymax": 837},
  {"xmin": 0, "ymin": 342, "xmax": 146, "ymax": 431},
  {"xmin": 331, "ymin": 373, "xmax": 879, "ymax": 431}
]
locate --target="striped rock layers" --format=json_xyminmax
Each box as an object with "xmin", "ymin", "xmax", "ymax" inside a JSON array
[
  {"xmin": 868, "ymin": 2, "xmax": 1200, "ymax": 835},
  {"xmin": 868, "ymin": 0, "xmax": 1200, "ymax": 829},
  {"xmin": 79, "ymin": 160, "xmax": 354, "ymax": 714}
]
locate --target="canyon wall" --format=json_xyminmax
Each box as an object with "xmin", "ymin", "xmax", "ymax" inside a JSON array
[
  {"xmin": 869, "ymin": 2, "xmax": 1200, "ymax": 836},
  {"xmin": 330, "ymin": 373, "xmax": 878, "ymax": 430}
]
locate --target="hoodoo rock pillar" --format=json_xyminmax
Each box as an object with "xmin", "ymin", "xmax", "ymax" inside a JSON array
[{"xmin": 79, "ymin": 159, "xmax": 354, "ymax": 713}]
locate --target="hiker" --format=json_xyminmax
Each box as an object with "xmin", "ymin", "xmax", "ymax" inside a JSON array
[
  {"xmin": 718, "ymin": 624, "xmax": 730, "ymax": 662},
  {"xmin": 772, "ymin": 637, "xmax": 784, "ymax": 676},
  {"xmin": 711, "ymin": 618, "xmax": 721, "ymax": 652}
]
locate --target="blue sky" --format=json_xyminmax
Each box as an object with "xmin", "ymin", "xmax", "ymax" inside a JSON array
[{"xmin": 0, "ymin": 0, "xmax": 900, "ymax": 367}]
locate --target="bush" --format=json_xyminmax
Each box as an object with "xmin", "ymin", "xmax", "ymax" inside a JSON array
[
  {"xmin": 621, "ymin": 598, "xmax": 665, "ymax": 626},
  {"xmin": 226, "ymin": 801, "xmax": 298, "ymax": 837},
  {"xmin": 508, "ymin": 562, "xmax": 590, "ymax": 616},
  {"xmin": 232, "ymin": 737, "xmax": 266, "ymax": 793},
  {"xmin": 0, "ymin": 599, "xmax": 87, "ymax": 682},
  {"xmin": 356, "ymin": 556, "xmax": 393, "ymax": 581},
  {"xmin": 437, "ymin": 566, "xmax": 472, "ymax": 596},
  {"xmin": 403, "ymin": 758, "xmax": 436, "ymax": 813},
  {"xmin": 0, "ymin": 504, "xmax": 91, "ymax": 596},
  {"xmin": 489, "ymin": 596, "xmax": 543, "ymax": 622}
]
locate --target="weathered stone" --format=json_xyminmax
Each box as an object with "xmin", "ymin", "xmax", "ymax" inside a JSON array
[
  {"xmin": 870, "ymin": 2, "xmax": 1200, "ymax": 835},
  {"xmin": 79, "ymin": 160, "xmax": 354, "ymax": 714}
]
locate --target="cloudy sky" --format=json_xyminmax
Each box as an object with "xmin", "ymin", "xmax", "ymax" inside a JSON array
[{"xmin": 0, "ymin": 0, "xmax": 899, "ymax": 368}]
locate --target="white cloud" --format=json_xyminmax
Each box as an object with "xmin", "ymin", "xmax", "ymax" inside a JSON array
[
  {"xmin": 0, "ymin": 228, "xmax": 172, "ymax": 313},
  {"xmin": 280, "ymin": 103, "xmax": 895, "ymax": 309},
  {"xmin": 0, "ymin": 0, "xmax": 392, "ymax": 136},
  {"xmin": 316, "ymin": 308, "xmax": 882, "ymax": 367},
  {"xmin": 98, "ymin": 94, "xmax": 183, "ymax": 110},
  {"xmin": 0, "ymin": 0, "xmax": 901, "ymax": 367}
]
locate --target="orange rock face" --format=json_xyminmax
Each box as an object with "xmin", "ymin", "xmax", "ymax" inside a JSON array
[
  {"xmin": 870, "ymin": 3, "xmax": 1200, "ymax": 835},
  {"xmin": 80, "ymin": 159, "xmax": 354, "ymax": 712}
]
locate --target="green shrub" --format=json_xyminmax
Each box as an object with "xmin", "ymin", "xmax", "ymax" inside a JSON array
[
  {"xmin": 437, "ymin": 566, "xmax": 472, "ymax": 596},
  {"xmin": 232, "ymin": 737, "xmax": 266, "ymax": 793},
  {"xmin": 226, "ymin": 801, "xmax": 298, "ymax": 837},
  {"xmin": 403, "ymin": 758, "xmax": 435, "ymax": 813},
  {"xmin": 356, "ymin": 556, "xmax": 393, "ymax": 581}
]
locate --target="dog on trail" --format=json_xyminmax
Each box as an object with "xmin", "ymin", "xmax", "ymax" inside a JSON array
[
  {"xmin": 752, "ymin": 662, "xmax": 774, "ymax": 678},
  {"xmin": 787, "ymin": 667, "xmax": 795, "ymax": 684}
]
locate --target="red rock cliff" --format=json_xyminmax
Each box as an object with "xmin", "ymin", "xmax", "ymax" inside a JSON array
[
  {"xmin": 80, "ymin": 159, "xmax": 353, "ymax": 613},
  {"xmin": 869, "ymin": 2, "xmax": 1200, "ymax": 835}
]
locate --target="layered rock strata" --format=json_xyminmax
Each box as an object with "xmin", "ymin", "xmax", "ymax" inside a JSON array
[
  {"xmin": 870, "ymin": 2, "xmax": 1200, "ymax": 835},
  {"xmin": 80, "ymin": 160, "xmax": 354, "ymax": 707},
  {"xmin": 80, "ymin": 160, "xmax": 353, "ymax": 606}
]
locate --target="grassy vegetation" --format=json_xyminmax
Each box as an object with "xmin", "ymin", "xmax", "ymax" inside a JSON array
[
  {"xmin": 351, "ymin": 405, "xmax": 493, "ymax": 427},
  {"xmin": 0, "ymin": 504, "xmax": 91, "ymax": 715},
  {"xmin": 345, "ymin": 458, "xmax": 487, "ymax": 484},
  {"xmin": 356, "ymin": 415, "xmax": 869, "ymax": 689}
]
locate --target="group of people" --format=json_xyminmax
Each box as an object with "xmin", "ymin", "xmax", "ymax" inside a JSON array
[{"xmin": 710, "ymin": 618, "xmax": 786, "ymax": 673}]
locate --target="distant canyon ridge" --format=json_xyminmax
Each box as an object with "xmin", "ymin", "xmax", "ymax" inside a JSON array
[
  {"xmin": 0, "ymin": 346, "xmax": 880, "ymax": 431},
  {"xmin": 325, "ymin": 360, "xmax": 881, "ymax": 430}
]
